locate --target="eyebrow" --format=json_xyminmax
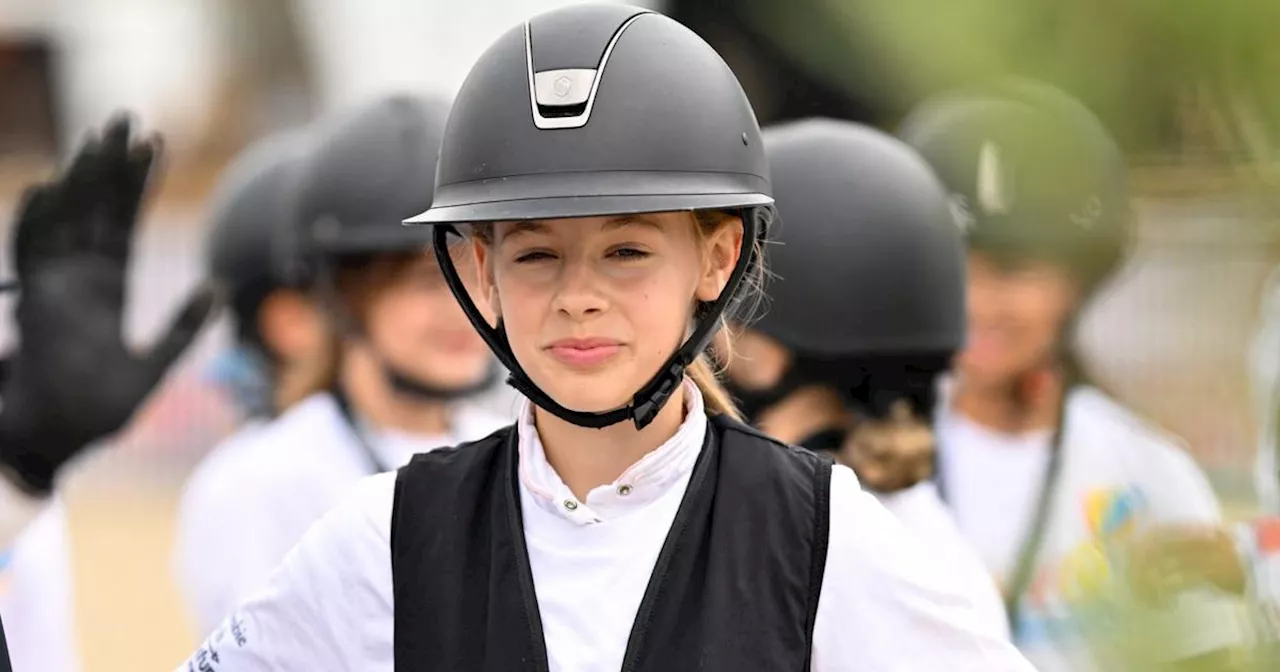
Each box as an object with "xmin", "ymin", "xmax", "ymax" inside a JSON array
[
  {"xmin": 504, "ymin": 220, "xmax": 550, "ymax": 236},
  {"xmin": 602, "ymin": 215, "xmax": 663, "ymax": 232},
  {"xmin": 502, "ymin": 215, "xmax": 663, "ymax": 238}
]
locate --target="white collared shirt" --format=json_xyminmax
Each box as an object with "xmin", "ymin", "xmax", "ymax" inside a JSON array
[{"xmin": 180, "ymin": 381, "xmax": 1032, "ymax": 671}]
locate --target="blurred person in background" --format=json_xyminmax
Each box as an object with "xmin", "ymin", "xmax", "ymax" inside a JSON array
[
  {"xmin": 899, "ymin": 80, "xmax": 1248, "ymax": 670},
  {"xmin": 196, "ymin": 130, "xmax": 323, "ymax": 425},
  {"xmin": 175, "ymin": 93, "xmax": 508, "ymax": 636},
  {"xmin": 0, "ymin": 117, "xmax": 217, "ymax": 672},
  {"xmin": 180, "ymin": 5, "xmax": 1032, "ymax": 670},
  {"xmin": 174, "ymin": 127, "xmax": 340, "ymax": 634},
  {"xmin": 718, "ymin": 118, "xmax": 1008, "ymax": 636}
]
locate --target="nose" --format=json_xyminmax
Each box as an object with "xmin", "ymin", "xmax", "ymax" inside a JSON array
[{"xmin": 551, "ymin": 255, "xmax": 608, "ymax": 321}]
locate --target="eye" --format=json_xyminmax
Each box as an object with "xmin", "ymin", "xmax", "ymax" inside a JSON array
[
  {"xmin": 608, "ymin": 246, "xmax": 651, "ymax": 261},
  {"xmin": 514, "ymin": 250, "xmax": 556, "ymax": 264}
]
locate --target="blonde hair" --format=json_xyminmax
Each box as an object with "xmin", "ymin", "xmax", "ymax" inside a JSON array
[{"xmin": 471, "ymin": 209, "xmax": 767, "ymax": 421}]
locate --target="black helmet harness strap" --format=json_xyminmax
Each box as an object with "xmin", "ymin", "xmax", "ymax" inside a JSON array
[{"xmin": 431, "ymin": 208, "xmax": 764, "ymax": 431}]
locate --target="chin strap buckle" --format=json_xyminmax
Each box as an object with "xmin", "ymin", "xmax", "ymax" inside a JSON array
[{"xmin": 630, "ymin": 362, "xmax": 687, "ymax": 430}]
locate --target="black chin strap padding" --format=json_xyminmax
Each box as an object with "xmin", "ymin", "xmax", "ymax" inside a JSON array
[
  {"xmin": 385, "ymin": 362, "xmax": 501, "ymax": 402},
  {"xmin": 431, "ymin": 210, "xmax": 764, "ymax": 430}
]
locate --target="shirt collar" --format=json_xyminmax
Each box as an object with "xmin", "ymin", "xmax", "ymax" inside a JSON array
[{"xmin": 517, "ymin": 379, "xmax": 708, "ymax": 525}]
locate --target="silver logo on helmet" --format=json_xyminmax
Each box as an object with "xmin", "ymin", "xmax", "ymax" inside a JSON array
[
  {"xmin": 553, "ymin": 75, "xmax": 574, "ymax": 98},
  {"xmin": 976, "ymin": 141, "xmax": 1014, "ymax": 216}
]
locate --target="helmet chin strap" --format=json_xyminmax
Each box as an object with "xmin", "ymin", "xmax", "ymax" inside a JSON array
[
  {"xmin": 383, "ymin": 358, "xmax": 500, "ymax": 402},
  {"xmin": 432, "ymin": 208, "xmax": 767, "ymax": 431}
]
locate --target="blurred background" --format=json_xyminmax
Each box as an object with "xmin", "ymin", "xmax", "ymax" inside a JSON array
[{"xmin": 0, "ymin": 0, "xmax": 1277, "ymax": 669}]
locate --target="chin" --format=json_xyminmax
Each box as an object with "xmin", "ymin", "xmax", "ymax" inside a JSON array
[
  {"xmin": 405, "ymin": 366, "xmax": 489, "ymax": 390},
  {"xmin": 958, "ymin": 364, "xmax": 1018, "ymax": 391},
  {"xmin": 536, "ymin": 374, "xmax": 636, "ymax": 415}
]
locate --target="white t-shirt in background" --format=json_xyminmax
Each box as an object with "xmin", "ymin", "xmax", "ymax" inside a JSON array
[
  {"xmin": 174, "ymin": 392, "xmax": 510, "ymax": 635},
  {"xmin": 936, "ymin": 383, "xmax": 1248, "ymax": 671}
]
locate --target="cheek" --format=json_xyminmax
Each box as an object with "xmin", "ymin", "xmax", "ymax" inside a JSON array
[
  {"xmin": 366, "ymin": 287, "xmax": 444, "ymax": 339},
  {"xmin": 1000, "ymin": 287, "xmax": 1073, "ymax": 360},
  {"xmin": 491, "ymin": 267, "xmax": 543, "ymax": 327},
  {"xmin": 364, "ymin": 290, "xmax": 415, "ymax": 344},
  {"xmin": 628, "ymin": 267, "xmax": 702, "ymax": 364}
]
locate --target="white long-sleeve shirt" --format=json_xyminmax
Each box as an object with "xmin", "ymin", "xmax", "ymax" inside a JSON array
[
  {"xmin": 0, "ymin": 494, "xmax": 79, "ymax": 672},
  {"xmin": 174, "ymin": 392, "xmax": 510, "ymax": 635},
  {"xmin": 179, "ymin": 382, "xmax": 1032, "ymax": 671}
]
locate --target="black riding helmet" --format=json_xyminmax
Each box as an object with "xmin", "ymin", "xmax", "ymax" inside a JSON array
[
  {"xmin": 205, "ymin": 129, "xmax": 311, "ymax": 354},
  {"xmin": 732, "ymin": 119, "xmax": 964, "ymax": 423},
  {"xmin": 293, "ymin": 93, "xmax": 495, "ymax": 401},
  {"xmin": 898, "ymin": 79, "xmax": 1130, "ymax": 294},
  {"xmin": 760, "ymin": 118, "xmax": 964, "ymax": 357},
  {"xmin": 404, "ymin": 4, "xmax": 773, "ymax": 430}
]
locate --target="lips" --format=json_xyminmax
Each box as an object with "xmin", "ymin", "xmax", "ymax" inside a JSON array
[{"xmin": 545, "ymin": 337, "xmax": 624, "ymax": 368}]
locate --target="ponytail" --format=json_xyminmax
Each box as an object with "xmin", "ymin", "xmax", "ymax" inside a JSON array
[{"xmin": 688, "ymin": 352, "xmax": 743, "ymax": 421}]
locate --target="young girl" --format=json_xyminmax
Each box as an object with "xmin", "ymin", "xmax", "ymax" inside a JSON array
[
  {"xmin": 175, "ymin": 95, "xmax": 507, "ymax": 635},
  {"xmin": 180, "ymin": 6, "xmax": 1031, "ymax": 670},
  {"xmin": 899, "ymin": 80, "xmax": 1248, "ymax": 670},
  {"xmin": 718, "ymin": 118, "xmax": 1008, "ymax": 637}
]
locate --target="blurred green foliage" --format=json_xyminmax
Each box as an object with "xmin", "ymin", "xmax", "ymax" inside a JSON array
[{"xmin": 733, "ymin": 0, "xmax": 1280, "ymax": 166}]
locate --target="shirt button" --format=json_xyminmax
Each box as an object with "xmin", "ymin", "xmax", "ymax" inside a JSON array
[
  {"xmin": 563, "ymin": 499, "xmax": 579, "ymax": 512},
  {"xmin": 617, "ymin": 484, "xmax": 633, "ymax": 496}
]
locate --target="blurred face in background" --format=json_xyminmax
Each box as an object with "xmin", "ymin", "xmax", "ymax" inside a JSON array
[
  {"xmin": 957, "ymin": 250, "xmax": 1081, "ymax": 390},
  {"xmin": 344, "ymin": 248, "xmax": 492, "ymax": 391},
  {"xmin": 718, "ymin": 326, "xmax": 791, "ymax": 391}
]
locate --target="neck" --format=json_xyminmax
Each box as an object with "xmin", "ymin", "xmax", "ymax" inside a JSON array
[
  {"xmin": 340, "ymin": 346, "xmax": 451, "ymax": 436},
  {"xmin": 535, "ymin": 384, "xmax": 688, "ymax": 501},
  {"xmin": 952, "ymin": 369, "xmax": 1063, "ymax": 434},
  {"xmin": 756, "ymin": 385, "xmax": 849, "ymax": 445}
]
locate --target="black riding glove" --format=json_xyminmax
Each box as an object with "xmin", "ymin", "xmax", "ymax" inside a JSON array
[{"xmin": 0, "ymin": 115, "xmax": 219, "ymax": 495}]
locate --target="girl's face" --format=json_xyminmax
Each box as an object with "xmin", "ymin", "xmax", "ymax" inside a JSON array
[
  {"xmin": 475, "ymin": 212, "xmax": 742, "ymax": 413},
  {"xmin": 958, "ymin": 250, "xmax": 1080, "ymax": 389},
  {"xmin": 362, "ymin": 251, "xmax": 493, "ymax": 390}
]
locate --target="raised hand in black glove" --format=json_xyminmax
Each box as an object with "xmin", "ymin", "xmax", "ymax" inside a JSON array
[{"xmin": 0, "ymin": 115, "xmax": 219, "ymax": 496}]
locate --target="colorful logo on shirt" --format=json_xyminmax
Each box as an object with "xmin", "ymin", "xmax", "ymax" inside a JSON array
[
  {"xmin": 1084, "ymin": 487, "xmax": 1147, "ymax": 544},
  {"xmin": 1015, "ymin": 485, "xmax": 1150, "ymax": 646}
]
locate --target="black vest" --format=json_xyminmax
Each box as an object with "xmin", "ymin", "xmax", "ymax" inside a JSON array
[{"xmin": 390, "ymin": 415, "xmax": 833, "ymax": 672}]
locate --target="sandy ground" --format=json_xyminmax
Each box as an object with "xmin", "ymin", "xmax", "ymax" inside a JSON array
[{"xmin": 64, "ymin": 483, "xmax": 197, "ymax": 672}]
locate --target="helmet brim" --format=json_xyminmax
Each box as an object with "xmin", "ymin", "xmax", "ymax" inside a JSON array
[{"xmin": 404, "ymin": 170, "xmax": 771, "ymax": 225}]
